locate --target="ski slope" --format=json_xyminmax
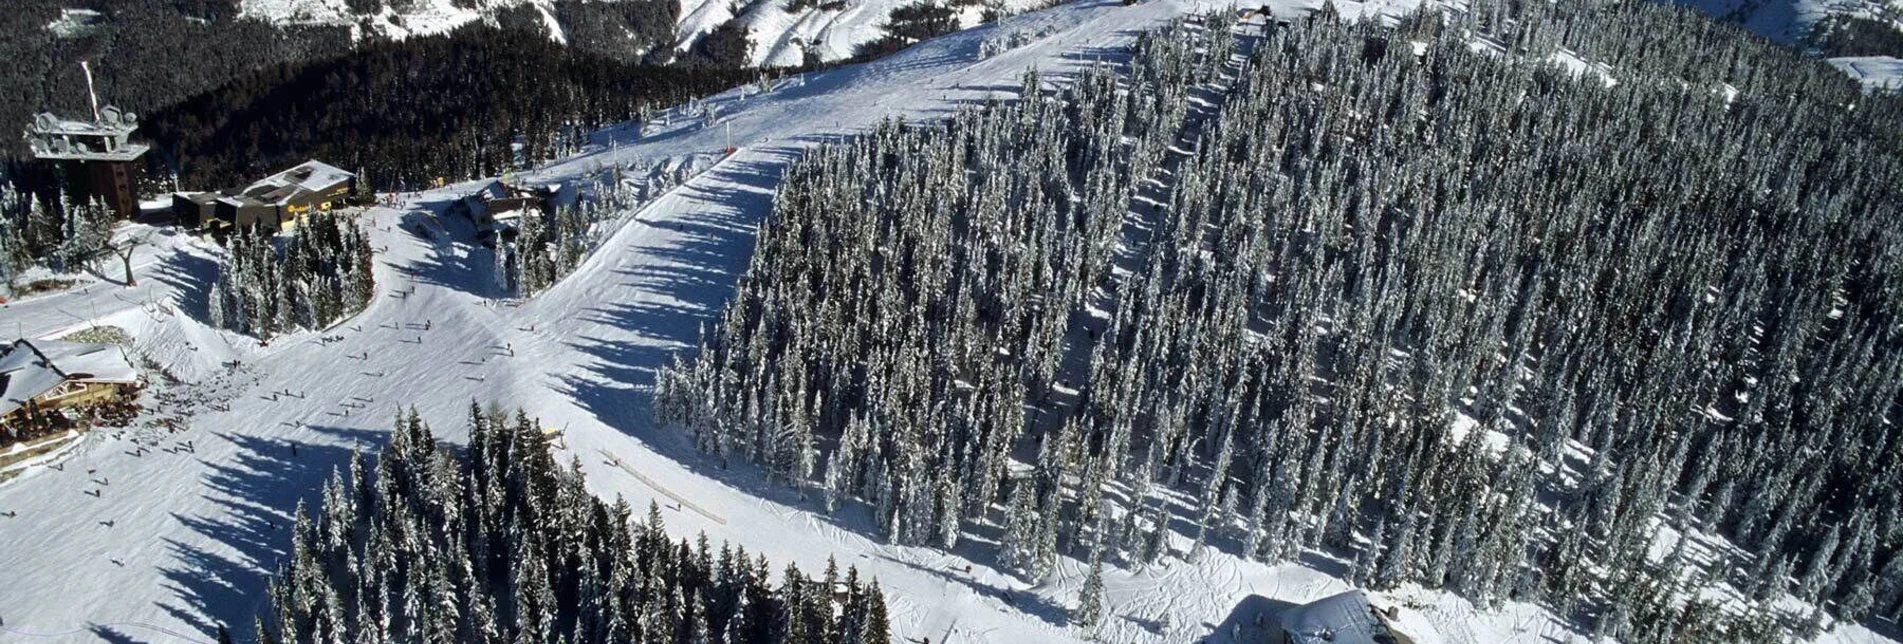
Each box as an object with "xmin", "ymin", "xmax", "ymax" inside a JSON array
[
  {"xmin": 1672, "ymin": 0, "xmax": 1903, "ymax": 91},
  {"xmin": 2, "ymin": 1, "xmax": 1900, "ymax": 644},
  {"xmin": 1673, "ymin": 0, "xmax": 1901, "ymax": 44},
  {"xmin": 1831, "ymin": 54, "xmax": 1903, "ymax": 89}
]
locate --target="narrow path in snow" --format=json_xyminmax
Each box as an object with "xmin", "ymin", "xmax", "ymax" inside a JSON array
[{"xmin": 599, "ymin": 448, "xmax": 728, "ymax": 524}]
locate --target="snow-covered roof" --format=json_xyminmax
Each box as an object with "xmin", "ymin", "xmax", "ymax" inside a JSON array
[
  {"xmin": 27, "ymin": 112, "xmax": 135, "ymax": 137},
  {"xmin": 25, "ymin": 107, "xmax": 150, "ymax": 161},
  {"xmin": 216, "ymin": 195, "xmax": 265, "ymax": 209},
  {"xmin": 0, "ymin": 339, "xmax": 139, "ymax": 418},
  {"xmin": 1280, "ymin": 592, "xmax": 1403, "ymax": 644},
  {"xmin": 175, "ymin": 191, "xmax": 222, "ymax": 205},
  {"xmin": 238, "ymin": 160, "xmax": 355, "ymax": 206}
]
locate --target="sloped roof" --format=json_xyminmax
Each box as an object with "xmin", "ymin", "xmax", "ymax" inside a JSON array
[
  {"xmin": 0, "ymin": 339, "xmax": 139, "ymax": 417},
  {"xmin": 1280, "ymin": 592, "xmax": 1400, "ymax": 644},
  {"xmin": 237, "ymin": 160, "xmax": 354, "ymax": 207},
  {"xmin": 175, "ymin": 191, "xmax": 221, "ymax": 206}
]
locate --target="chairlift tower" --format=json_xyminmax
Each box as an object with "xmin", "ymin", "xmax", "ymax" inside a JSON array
[{"xmin": 22, "ymin": 61, "xmax": 149, "ymax": 219}]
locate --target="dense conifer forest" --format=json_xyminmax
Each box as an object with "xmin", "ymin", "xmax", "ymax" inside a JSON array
[
  {"xmin": 1809, "ymin": 13, "xmax": 1903, "ymax": 58},
  {"xmin": 1, "ymin": 0, "xmax": 688, "ymax": 167},
  {"xmin": 0, "ymin": 0, "xmax": 351, "ymax": 161},
  {"xmin": 655, "ymin": 3, "xmax": 1903, "ymax": 641},
  {"xmin": 208, "ymin": 215, "xmax": 377, "ymax": 339},
  {"xmin": 258, "ymin": 406, "xmax": 894, "ymax": 644},
  {"xmin": 0, "ymin": 179, "xmax": 116, "ymax": 282},
  {"xmin": 140, "ymin": 28, "xmax": 760, "ymax": 193},
  {"xmin": 0, "ymin": 0, "xmax": 746, "ymax": 204}
]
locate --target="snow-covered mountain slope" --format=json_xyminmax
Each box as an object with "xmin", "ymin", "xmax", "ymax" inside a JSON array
[
  {"xmin": 240, "ymin": 0, "xmax": 496, "ymax": 39},
  {"xmin": 245, "ymin": 0, "xmax": 1903, "ymax": 74},
  {"xmin": 1676, "ymin": 0, "xmax": 1902, "ymax": 44},
  {"xmin": 243, "ymin": 0, "xmax": 1057, "ymax": 65},
  {"xmin": 1674, "ymin": 0, "xmax": 1843, "ymax": 43},
  {"xmin": 1831, "ymin": 54, "xmax": 1903, "ymax": 87},
  {"xmin": 673, "ymin": 0, "xmax": 1048, "ymax": 66},
  {"xmin": 1673, "ymin": 0, "xmax": 1903, "ymax": 88},
  {"xmin": 2, "ymin": 3, "xmax": 1900, "ymax": 644}
]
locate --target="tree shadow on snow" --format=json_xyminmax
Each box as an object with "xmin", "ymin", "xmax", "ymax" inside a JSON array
[
  {"xmin": 553, "ymin": 151, "xmax": 794, "ymax": 433},
  {"xmin": 1863, "ymin": 616, "xmax": 1903, "ymax": 642},
  {"xmin": 394, "ymin": 197, "xmax": 508, "ymax": 298},
  {"xmin": 152, "ymin": 425, "xmax": 385, "ymax": 641},
  {"xmin": 148, "ymin": 251, "xmax": 220, "ymax": 324},
  {"xmin": 545, "ymin": 146, "xmax": 1023, "ymax": 552},
  {"xmin": 873, "ymin": 554, "xmax": 1073, "ymax": 628},
  {"xmin": 86, "ymin": 624, "xmax": 147, "ymax": 644}
]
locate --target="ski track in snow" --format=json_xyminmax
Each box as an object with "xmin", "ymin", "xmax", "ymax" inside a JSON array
[{"xmin": 3, "ymin": 1, "xmax": 1900, "ymax": 643}]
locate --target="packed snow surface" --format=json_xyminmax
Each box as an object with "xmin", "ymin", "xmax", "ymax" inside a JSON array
[
  {"xmin": 4, "ymin": 2, "xmax": 1901, "ymax": 644},
  {"xmin": 1831, "ymin": 55, "xmax": 1903, "ymax": 89}
]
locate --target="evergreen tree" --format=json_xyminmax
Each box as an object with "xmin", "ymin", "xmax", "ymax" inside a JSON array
[{"xmin": 1075, "ymin": 557, "xmax": 1105, "ymax": 635}]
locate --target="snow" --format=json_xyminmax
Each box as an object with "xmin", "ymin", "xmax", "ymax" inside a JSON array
[
  {"xmin": 1830, "ymin": 55, "xmax": 1903, "ymax": 90},
  {"xmin": 44, "ymin": 8, "xmax": 105, "ymax": 38},
  {"xmin": 1276, "ymin": 591, "xmax": 1395, "ymax": 644},
  {"xmin": 1546, "ymin": 49, "xmax": 1618, "ymax": 87},
  {"xmin": 2, "ymin": 2, "xmax": 1900, "ymax": 644},
  {"xmin": 677, "ymin": 0, "xmax": 1055, "ymax": 67},
  {"xmin": 535, "ymin": 2, "xmax": 568, "ymax": 45},
  {"xmin": 238, "ymin": 0, "xmax": 1903, "ymax": 83},
  {"xmin": 240, "ymin": 0, "xmax": 1043, "ymax": 64},
  {"xmin": 1671, "ymin": 0, "xmax": 1903, "ymax": 87},
  {"xmin": 240, "ymin": 0, "xmax": 490, "ymax": 40},
  {"xmin": 1445, "ymin": 412, "xmax": 1511, "ymax": 456},
  {"xmin": 1672, "ymin": 0, "xmax": 1837, "ymax": 44},
  {"xmin": 247, "ymin": 159, "xmax": 353, "ymax": 197}
]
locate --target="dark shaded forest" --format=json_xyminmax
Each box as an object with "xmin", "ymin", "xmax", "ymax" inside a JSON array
[
  {"xmin": 0, "ymin": 0, "xmax": 351, "ymax": 161},
  {"xmin": 491, "ymin": 0, "xmax": 679, "ymax": 64},
  {"xmin": 141, "ymin": 28, "xmax": 760, "ymax": 192},
  {"xmin": 1809, "ymin": 14, "xmax": 1903, "ymax": 58},
  {"xmin": 1, "ymin": 0, "xmax": 758, "ymax": 197}
]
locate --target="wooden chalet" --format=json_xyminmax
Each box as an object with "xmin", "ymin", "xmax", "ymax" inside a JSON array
[
  {"xmin": 0, "ymin": 339, "xmax": 142, "ymax": 430},
  {"xmin": 449, "ymin": 178, "xmax": 574, "ymax": 247}
]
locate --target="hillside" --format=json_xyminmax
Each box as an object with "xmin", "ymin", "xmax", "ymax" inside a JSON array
[
  {"xmin": 3, "ymin": 1, "xmax": 1903, "ymax": 644},
  {"xmin": 137, "ymin": 27, "xmax": 758, "ymax": 192},
  {"xmin": 236, "ymin": 0, "xmax": 1055, "ymax": 67},
  {"xmin": 1673, "ymin": 0, "xmax": 1903, "ymax": 88}
]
